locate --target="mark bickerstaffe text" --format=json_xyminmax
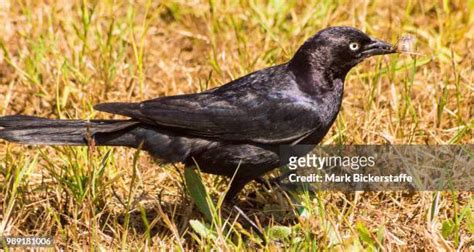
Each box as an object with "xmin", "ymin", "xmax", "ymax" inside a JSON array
[{"xmin": 287, "ymin": 154, "xmax": 413, "ymax": 183}]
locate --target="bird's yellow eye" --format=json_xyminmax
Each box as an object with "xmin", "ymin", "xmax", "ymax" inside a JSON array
[{"xmin": 349, "ymin": 42, "xmax": 360, "ymax": 51}]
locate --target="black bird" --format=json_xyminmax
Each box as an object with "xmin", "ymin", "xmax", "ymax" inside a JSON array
[{"xmin": 0, "ymin": 26, "xmax": 395, "ymax": 201}]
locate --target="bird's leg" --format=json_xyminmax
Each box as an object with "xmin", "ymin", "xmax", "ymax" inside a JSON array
[
  {"xmin": 224, "ymin": 175, "xmax": 282, "ymax": 202},
  {"xmin": 223, "ymin": 177, "xmax": 250, "ymax": 203},
  {"xmin": 220, "ymin": 177, "xmax": 267, "ymax": 243},
  {"xmin": 232, "ymin": 205, "xmax": 266, "ymax": 245},
  {"xmin": 254, "ymin": 174, "xmax": 284, "ymax": 190},
  {"xmin": 254, "ymin": 177, "xmax": 271, "ymax": 189}
]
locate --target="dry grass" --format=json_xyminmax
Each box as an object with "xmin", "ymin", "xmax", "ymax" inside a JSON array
[{"xmin": 0, "ymin": 0, "xmax": 473, "ymax": 250}]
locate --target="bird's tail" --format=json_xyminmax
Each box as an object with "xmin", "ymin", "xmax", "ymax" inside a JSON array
[{"xmin": 0, "ymin": 115, "xmax": 140, "ymax": 146}]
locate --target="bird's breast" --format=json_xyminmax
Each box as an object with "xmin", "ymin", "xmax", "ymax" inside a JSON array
[{"xmin": 300, "ymin": 79, "xmax": 344, "ymax": 144}]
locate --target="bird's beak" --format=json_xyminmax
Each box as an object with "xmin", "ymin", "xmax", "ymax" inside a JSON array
[{"xmin": 361, "ymin": 38, "xmax": 396, "ymax": 57}]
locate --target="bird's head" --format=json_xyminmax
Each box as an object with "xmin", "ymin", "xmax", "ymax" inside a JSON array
[{"xmin": 289, "ymin": 26, "xmax": 395, "ymax": 80}]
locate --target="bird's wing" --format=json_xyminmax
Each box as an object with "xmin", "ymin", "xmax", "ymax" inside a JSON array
[{"xmin": 94, "ymin": 91, "xmax": 321, "ymax": 144}]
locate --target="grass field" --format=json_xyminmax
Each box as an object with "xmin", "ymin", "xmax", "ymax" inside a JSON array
[{"xmin": 0, "ymin": 0, "xmax": 473, "ymax": 250}]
